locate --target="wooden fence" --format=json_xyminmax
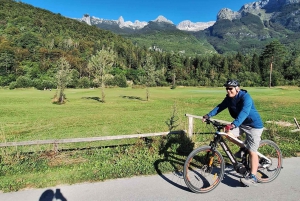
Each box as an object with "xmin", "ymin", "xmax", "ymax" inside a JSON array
[
  {"xmin": 0, "ymin": 114, "xmax": 298, "ymax": 151},
  {"xmin": 0, "ymin": 131, "xmax": 185, "ymax": 152}
]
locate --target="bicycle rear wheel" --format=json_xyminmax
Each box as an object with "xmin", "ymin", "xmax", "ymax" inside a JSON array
[
  {"xmin": 183, "ymin": 146, "xmax": 225, "ymax": 193},
  {"xmin": 256, "ymin": 140, "xmax": 282, "ymax": 183}
]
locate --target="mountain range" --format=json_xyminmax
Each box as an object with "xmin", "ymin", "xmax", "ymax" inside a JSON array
[
  {"xmin": 79, "ymin": 14, "xmax": 215, "ymax": 32},
  {"xmin": 77, "ymin": 0, "xmax": 300, "ymax": 55}
]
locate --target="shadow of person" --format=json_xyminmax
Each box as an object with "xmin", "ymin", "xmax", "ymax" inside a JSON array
[
  {"xmin": 55, "ymin": 189, "xmax": 67, "ymax": 201},
  {"xmin": 39, "ymin": 188, "xmax": 67, "ymax": 201},
  {"xmin": 39, "ymin": 189, "xmax": 54, "ymax": 201},
  {"xmin": 222, "ymin": 168, "xmax": 245, "ymax": 188},
  {"xmin": 154, "ymin": 158, "xmax": 190, "ymax": 192}
]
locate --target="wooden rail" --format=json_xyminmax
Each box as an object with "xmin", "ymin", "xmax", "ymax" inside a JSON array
[
  {"xmin": 2, "ymin": 115, "xmax": 298, "ymax": 149},
  {"xmin": 0, "ymin": 131, "xmax": 185, "ymax": 150}
]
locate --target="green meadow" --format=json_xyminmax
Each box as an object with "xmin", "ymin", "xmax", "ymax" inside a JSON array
[
  {"xmin": 0, "ymin": 86, "xmax": 299, "ymax": 192},
  {"xmin": 1, "ymin": 86, "xmax": 299, "ymax": 142}
]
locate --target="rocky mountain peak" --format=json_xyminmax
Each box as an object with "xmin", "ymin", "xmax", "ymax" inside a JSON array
[
  {"xmin": 217, "ymin": 8, "xmax": 241, "ymax": 20},
  {"xmin": 82, "ymin": 14, "xmax": 91, "ymax": 25},
  {"xmin": 152, "ymin": 15, "xmax": 174, "ymax": 24},
  {"xmin": 118, "ymin": 16, "xmax": 125, "ymax": 24},
  {"xmin": 217, "ymin": 0, "xmax": 300, "ymax": 21},
  {"xmin": 177, "ymin": 20, "xmax": 215, "ymax": 31}
]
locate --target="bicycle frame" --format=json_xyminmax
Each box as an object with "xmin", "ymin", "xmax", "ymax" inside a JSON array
[
  {"xmin": 209, "ymin": 131, "xmax": 241, "ymax": 169},
  {"xmin": 206, "ymin": 121, "xmax": 272, "ymax": 176}
]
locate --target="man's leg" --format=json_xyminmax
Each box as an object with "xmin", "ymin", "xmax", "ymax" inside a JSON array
[
  {"xmin": 232, "ymin": 127, "xmax": 247, "ymax": 158},
  {"xmin": 240, "ymin": 126, "xmax": 263, "ymax": 187},
  {"xmin": 249, "ymin": 150, "xmax": 259, "ymax": 175}
]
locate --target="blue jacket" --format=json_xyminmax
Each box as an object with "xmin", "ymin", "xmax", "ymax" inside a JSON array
[{"xmin": 207, "ymin": 90, "xmax": 263, "ymax": 128}]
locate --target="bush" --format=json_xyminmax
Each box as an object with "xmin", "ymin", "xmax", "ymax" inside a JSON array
[
  {"xmin": 15, "ymin": 76, "xmax": 32, "ymax": 88},
  {"xmin": 9, "ymin": 81, "xmax": 17, "ymax": 90},
  {"xmin": 113, "ymin": 74, "xmax": 128, "ymax": 88},
  {"xmin": 33, "ymin": 79, "xmax": 56, "ymax": 90},
  {"xmin": 170, "ymin": 84, "xmax": 177, "ymax": 89},
  {"xmin": 68, "ymin": 69, "xmax": 80, "ymax": 88},
  {"xmin": 0, "ymin": 74, "xmax": 17, "ymax": 87},
  {"xmin": 78, "ymin": 77, "xmax": 91, "ymax": 88}
]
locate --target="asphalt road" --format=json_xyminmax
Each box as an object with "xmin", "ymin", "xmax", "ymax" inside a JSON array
[{"xmin": 1, "ymin": 157, "xmax": 299, "ymax": 201}]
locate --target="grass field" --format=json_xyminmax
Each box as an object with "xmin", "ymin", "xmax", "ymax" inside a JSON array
[
  {"xmin": 1, "ymin": 86, "xmax": 300, "ymax": 154},
  {"xmin": 0, "ymin": 86, "xmax": 299, "ymax": 192},
  {"xmin": 1, "ymin": 86, "xmax": 299, "ymax": 142}
]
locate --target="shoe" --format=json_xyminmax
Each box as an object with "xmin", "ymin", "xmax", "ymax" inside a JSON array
[
  {"xmin": 234, "ymin": 147, "xmax": 246, "ymax": 159},
  {"xmin": 240, "ymin": 174, "xmax": 258, "ymax": 187}
]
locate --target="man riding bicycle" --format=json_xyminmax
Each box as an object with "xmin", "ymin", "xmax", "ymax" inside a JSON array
[{"xmin": 202, "ymin": 79, "xmax": 264, "ymax": 187}]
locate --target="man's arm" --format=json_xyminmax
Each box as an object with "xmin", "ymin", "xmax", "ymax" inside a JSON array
[
  {"xmin": 232, "ymin": 93, "xmax": 252, "ymax": 127},
  {"xmin": 207, "ymin": 97, "xmax": 228, "ymax": 118}
]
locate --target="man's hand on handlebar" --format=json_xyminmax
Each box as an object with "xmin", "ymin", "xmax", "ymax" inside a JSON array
[
  {"xmin": 202, "ymin": 115, "xmax": 209, "ymax": 122},
  {"xmin": 224, "ymin": 124, "xmax": 235, "ymax": 132}
]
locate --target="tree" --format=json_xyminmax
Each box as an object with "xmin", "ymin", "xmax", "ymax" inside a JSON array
[
  {"xmin": 165, "ymin": 53, "xmax": 182, "ymax": 83},
  {"xmin": 260, "ymin": 40, "xmax": 286, "ymax": 87},
  {"xmin": 250, "ymin": 53, "xmax": 260, "ymax": 74},
  {"xmin": 54, "ymin": 57, "xmax": 72, "ymax": 104},
  {"xmin": 16, "ymin": 32, "xmax": 40, "ymax": 52},
  {"xmin": 285, "ymin": 54, "xmax": 300, "ymax": 85},
  {"xmin": 221, "ymin": 57, "xmax": 229, "ymax": 75},
  {"xmin": 0, "ymin": 51, "xmax": 15, "ymax": 75},
  {"xmin": 88, "ymin": 48, "xmax": 116, "ymax": 103},
  {"xmin": 141, "ymin": 54, "xmax": 156, "ymax": 101}
]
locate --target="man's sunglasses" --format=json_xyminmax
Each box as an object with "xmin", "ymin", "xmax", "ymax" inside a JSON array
[{"xmin": 226, "ymin": 87, "xmax": 234, "ymax": 91}]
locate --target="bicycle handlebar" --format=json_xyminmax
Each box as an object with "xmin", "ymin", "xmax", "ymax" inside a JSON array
[
  {"xmin": 204, "ymin": 118, "xmax": 245, "ymax": 147},
  {"xmin": 204, "ymin": 118, "xmax": 227, "ymax": 130}
]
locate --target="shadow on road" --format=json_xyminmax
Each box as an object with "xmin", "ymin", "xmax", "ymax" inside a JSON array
[
  {"xmin": 222, "ymin": 168, "xmax": 244, "ymax": 188},
  {"xmin": 39, "ymin": 189, "xmax": 67, "ymax": 201},
  {"xmin": 154, "ymin": 157, "xmax": 190, "ymax": 192},
  {"xmin": 154, "ymin": 132, "xmax": 194, "ymax": 192}
]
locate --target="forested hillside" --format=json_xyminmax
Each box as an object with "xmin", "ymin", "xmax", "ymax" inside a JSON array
[{"xmin": 0, "ymin": 0, "xmax": 300, "ymax": 88}]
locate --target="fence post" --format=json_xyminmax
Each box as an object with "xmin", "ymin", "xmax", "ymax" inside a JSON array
[
  {"xmin": 188, "ymin": 116, "xmax": 194, "ymax": 138},
  {"xmin": 53, "ymin": 143, "xmax": 58, "ymax": 153}
]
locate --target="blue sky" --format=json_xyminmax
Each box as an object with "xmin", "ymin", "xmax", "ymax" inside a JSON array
[{"xmin": 20, "ymin": 0, "xmax": 254, "ymax": 24}]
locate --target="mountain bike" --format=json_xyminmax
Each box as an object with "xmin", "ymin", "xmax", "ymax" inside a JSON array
[{"xmin": 183, "ymin": 118, "xmax": 282, "ymax": 193}]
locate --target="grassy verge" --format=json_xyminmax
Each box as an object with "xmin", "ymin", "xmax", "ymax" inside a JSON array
[{"xmin": 0, "ymin": 86, "xmax": 299, "ymax": 192}]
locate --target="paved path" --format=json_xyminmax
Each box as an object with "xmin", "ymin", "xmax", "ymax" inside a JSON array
[{"xmin": 1, "ymin": 157, "xmax": 299, "ymax": 201}]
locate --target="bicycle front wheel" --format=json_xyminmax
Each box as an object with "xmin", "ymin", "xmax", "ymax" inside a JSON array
[
  {"xmin": 257, "ymin": 140, "xmax": 282, "ymax": 183},
  {"xmin": 183, "ymin": 146, "xmax": 225, "ymax": 193}
]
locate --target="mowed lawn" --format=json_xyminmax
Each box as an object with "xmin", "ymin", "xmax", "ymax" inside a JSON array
[{"xmin": 1, "ymin": 86, "xmax": 299, "ymax": 143}]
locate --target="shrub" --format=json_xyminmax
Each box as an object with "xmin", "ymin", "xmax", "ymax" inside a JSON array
[
  {"xmin": 114, "ymin": 74, "xmax": 128, "ymax": 88},
  {"xmin": 15, "ymin": 76, "xmax": 32, "ymax": 88},
  {"xmin": 78, "ymin": 77, "xmax": 91, "ymax": 88},
  {"xmin": 9, "ymin": 81, "xmax": 17, "ymax": 90},
  {"xmin": 33, "ymin": 79, "xmax": 56, "ymax": 90}
]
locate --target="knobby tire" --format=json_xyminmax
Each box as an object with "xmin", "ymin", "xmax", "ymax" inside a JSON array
[
  {"xmin": 183, "ymin": 146, "xmax": 225, "ymax": 193},
  {"xmin": 257, "ymin": 139, "xmax": 282, "ymax": 183}
]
